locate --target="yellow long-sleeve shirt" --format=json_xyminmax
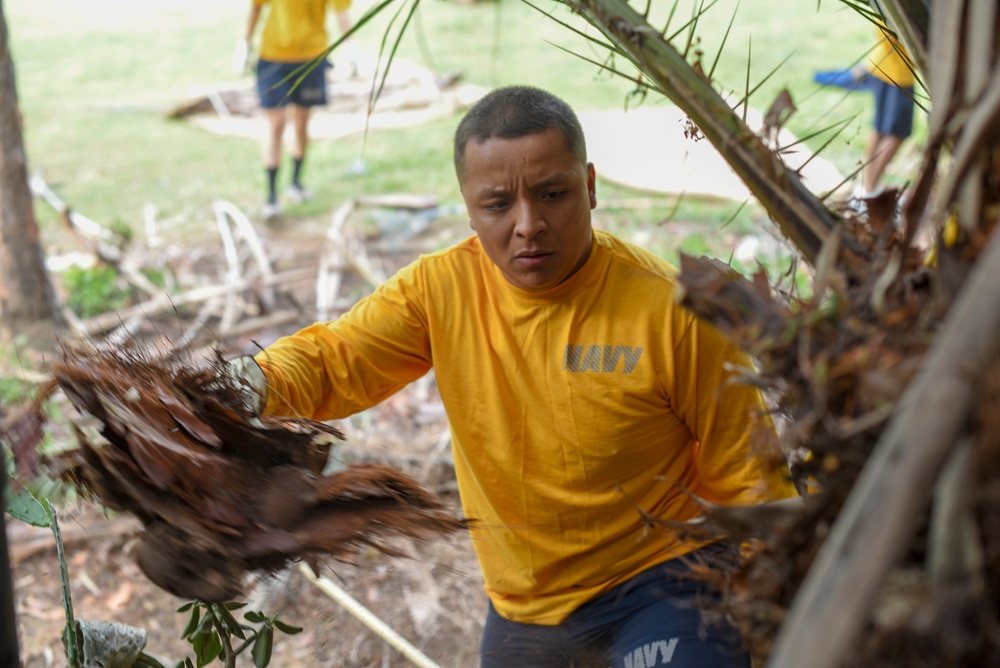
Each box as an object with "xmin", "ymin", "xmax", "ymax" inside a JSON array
[
  {"xmin": 254, "ymin": 0, "xmax": 349, "ymax": 63},
  {"xmin": 256, "ymin": 230, "xmax": 796, "ymax": 624}
]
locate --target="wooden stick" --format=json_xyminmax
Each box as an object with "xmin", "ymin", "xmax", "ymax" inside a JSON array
[
  {"xmin": 29, "ymin": 170, "xmax": 112, "ymax": 241},
  {"xmin": 298, "ymin": 563, "xmax": 442, "ymax": 668},
  {"xmin": 326, "ymin": 207, "xmax": 387, "ymax": 288},
  {"xmin": 80, "ymin": 268, "xmax": 314, "ymax": 335},
  {"xmin": 317, "ymin": 201, "xmax": 355, "ymax": 322},
  {"xmin": 355, "ymin": 193, "xmax": 437, "ymax": 210},
  {"xmin": 767, "ymin": 226, "xmax": 1000, "ymax": 668}
]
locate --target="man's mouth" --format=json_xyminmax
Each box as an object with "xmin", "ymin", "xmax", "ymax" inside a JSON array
[{"xmin": 514, "ymin": 251, "xmax": 552, "ymax": 267}]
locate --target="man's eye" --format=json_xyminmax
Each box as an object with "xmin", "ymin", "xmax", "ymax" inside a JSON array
[
  {"xmin": 543, "ymin": 190, "xmax": 567, "ymax": 200},
  {"xmin": 484, "ymin": 201, "xmax": 508, "ymax": 211}
]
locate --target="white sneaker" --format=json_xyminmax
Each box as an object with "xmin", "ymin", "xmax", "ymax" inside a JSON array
[
  {"xmin": 285, "ymin": 184, "xmax": 313, "ymax": 204},
  {"xmin": 848, "ymin": 185, "xmax": 881, "ymax": 215},
  {"xmin": 263, "ymin": 201, "xmax": 282, "ymax": 220}
]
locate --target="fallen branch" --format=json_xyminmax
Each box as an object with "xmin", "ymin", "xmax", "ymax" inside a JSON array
[
  {"xmin": 80, "ymin": 267, "xmax": 314, "ymax": 335},
  {"xmin": 317, "ymin": 201, "xmax": 356, "ymax": 322},
  {"xmin": 29, "ymin": 171, "xmax": 161, "ymax": 299},
  {"xmin": 298, "ymin": 563, "xmax": 441, "ymax": 668}
]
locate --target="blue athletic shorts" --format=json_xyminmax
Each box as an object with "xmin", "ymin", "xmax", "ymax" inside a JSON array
[
  {"xmin": 871, "ymin": 78, "xmax": 915, "ymax": 139},
  {"xmin": 256, "ymin": 57, "xmax": 328, "ymax": 109},
  {"xmin": 480, "ymin": 542, "xmax": 751, "ymax": 668}
]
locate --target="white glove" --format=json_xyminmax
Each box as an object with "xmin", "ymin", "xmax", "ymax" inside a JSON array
[
  {"xmin": 221, "ymin": 355, "xmax": 268, "ymax": 416},
  {"xmin": 232, "ymin": 39, "xmax": 251, "ymax": 76}
]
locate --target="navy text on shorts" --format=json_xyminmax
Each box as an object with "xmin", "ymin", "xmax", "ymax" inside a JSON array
[{"xmin": 480, "ymin": 542, "xmax": 751, "ymax": 668}]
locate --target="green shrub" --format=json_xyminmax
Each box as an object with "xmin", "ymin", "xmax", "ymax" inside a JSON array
[
  {"xmin": 61, "ymin": 264, "xmax": 174, "ymax": 319},
  {"xmin": 62, "ymin": 265, "xmax": 134, "ymax": 318}
]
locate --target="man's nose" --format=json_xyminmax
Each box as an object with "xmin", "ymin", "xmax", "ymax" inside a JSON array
[{"xmin": 514, "ymin": 199, "xmax": 546, "ymax": 238}]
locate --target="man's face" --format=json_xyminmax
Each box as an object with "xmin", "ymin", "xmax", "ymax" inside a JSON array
[{"xmin": 459, "ymin": 128, "xmax": 597, "ymax": 292}]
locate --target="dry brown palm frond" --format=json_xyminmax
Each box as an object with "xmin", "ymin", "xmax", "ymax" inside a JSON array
[{"xmin": 28, "ymin": 343, "xmax": 466, "ymax": 603}]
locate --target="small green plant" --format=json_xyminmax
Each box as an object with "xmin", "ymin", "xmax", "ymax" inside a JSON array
[
  {"xmin": 0, "ymin": 377, "xmax": 33, "ymax": 407},
  {"xmin": 175, "ymin": 601, "xmax": 302, "ymax": 668},
  {"xmin": 62, "ymin": 265, "xmax": 134, "ymax": 318},
  {"xmin": 60, "ymin": 265, "xmax": 170, "ymax": 319},
  {"xmin": 4, "ymin": 484, "xmax": 302, "ymax": 668},
  {"xmin": 4, "ymin": 384, "xmax": 302, "ymax": 668}
]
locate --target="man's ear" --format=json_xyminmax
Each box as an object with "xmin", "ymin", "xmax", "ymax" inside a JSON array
[{"xmin": 587, "ymin": 163, "xmax": 597, "ymax": 209}]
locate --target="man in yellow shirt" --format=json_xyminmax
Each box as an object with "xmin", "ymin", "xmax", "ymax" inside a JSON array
[
  {"xmin": 237, "ymin": 0, "xmax": 352, "ymax": 220},
  {"xmin": 236, "ymin": 86, "xmax": 796, "ymax": 667}
]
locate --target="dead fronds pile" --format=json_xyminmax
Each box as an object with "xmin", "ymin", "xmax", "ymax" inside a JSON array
[{"xmin": 676, "ymin": 183, "xmax": 1000, "ymax": 666}]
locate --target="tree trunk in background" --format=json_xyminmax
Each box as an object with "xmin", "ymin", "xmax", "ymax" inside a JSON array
[{"xmin": 0, "ymin": 0, "xmax": 63, "ymax": 341}]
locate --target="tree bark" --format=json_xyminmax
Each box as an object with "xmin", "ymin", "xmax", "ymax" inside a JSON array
[{"xmin": 0, "ymin": 0, "xmax": 63, "ymax": 341}]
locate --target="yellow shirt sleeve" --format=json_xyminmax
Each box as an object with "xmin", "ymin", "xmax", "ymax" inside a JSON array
[{"xmin": 256, "ymin": 267, "xmax": 432, "ymax": 419}]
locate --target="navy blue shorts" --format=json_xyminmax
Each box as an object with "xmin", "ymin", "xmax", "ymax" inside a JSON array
[
  {"xmin": 871, "ymin": 78, "xmax": 915, "ymax": 139},
  {"xmin": 256, "ymin": 57, "xmax": 328, "ymax": 109},
  {"xmin": 480, "ymin": 543, "xmax": 751, "ymax": 668}
]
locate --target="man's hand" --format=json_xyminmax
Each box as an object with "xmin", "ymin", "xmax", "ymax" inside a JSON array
[
  {"xmin": 220, "ymin": 355, "xmax": 268, "ymax": 416},
  {"xmin": 232, "ymin": 39, "xmax": 251, "ymax": 76}
]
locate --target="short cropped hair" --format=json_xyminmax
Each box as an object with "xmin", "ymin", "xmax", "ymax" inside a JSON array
[{"xmin": 453, "ymin": 86, "xmax": 588, "ymax": 179}]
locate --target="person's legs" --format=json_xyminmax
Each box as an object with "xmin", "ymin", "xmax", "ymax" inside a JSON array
[
  {"xmin": 288, "ymin": 104, "xmax": 312, "ymax": 200},
  {"xmin": 257, "ymin": 58, "xmax": 300, "ymax": 216},
  {"xmin": 480, "ymin": 544, "xmax": 749, "ymax": 668},
  {"xmin": 284, "ymin": 60, "xmax": 327, "ymax": 201},
  {"xmin": 600, "ymin": 544, "xmax": 750, "ymax": 668},
  {"xmin": 863, "ymin": 132, "xmax": 904, "ymax": 195},
  {"xmin": 291, "ymin": 104, "xmax": 310, "ymax": 165},
  {"xmin": 862, "ymin": 79, "xmax": 914, "ymax": 196},
  {"xmin": 606, "ymin": 574, "xmax": 750, "ymax": 668},
  {"xmin": 264, "ymin": 108, "xmax": 287, "ymax": 205},
  {"xmin": 480, "ymin": 601, "xmax": 607, "ymax": 668}
]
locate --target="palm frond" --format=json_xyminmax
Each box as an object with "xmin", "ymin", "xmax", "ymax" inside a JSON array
[
  {"xmin": 524, "ymin": 0, "xmax": 630, "ymax": 60},
  {"xmin": 708, "ymin": 1, "xmax": 740, "ymax": 82},
  {"xmin": 732, "ymin": 51, "xmax": 795, "ymax": 116},
  {"xmin": 664, "ymin": 0, "xmax": 721, "ymax": 45},
  {"xmin": 792, "ymin": 116, "xmax": 861, "ymax": 177},
  {"xmin": 547, "ymin": 42, "xmax": 662, "ymax": 96}
]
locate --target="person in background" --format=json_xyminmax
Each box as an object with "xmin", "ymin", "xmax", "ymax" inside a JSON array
[
  {"xmin": 235, "ymin": 0, "xmax": 352, "ymax": 220},
  {"xmin": 812, "ymin": 22, "xmax": 917, "ymax": 206},
  {"xmin": 856, "ymin": 24, "xmax": 916, "ymax": 202},
  {"xmin": 230, "ymin": 86, "xmax": 797, "ymax": 667}
]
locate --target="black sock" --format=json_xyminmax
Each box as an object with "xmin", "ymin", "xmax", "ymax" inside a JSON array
[
  {"xmin": 291, "ymin": 157, "xmax": 304, "ymax": 188},
  {"xmin": 266, "ymin": 167, "xmax": 279, "ymax": 204}
]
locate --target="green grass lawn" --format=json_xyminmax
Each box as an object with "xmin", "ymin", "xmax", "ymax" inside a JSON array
[{"xmin": 7, "ymin": 0, "xmax": 920, "ymax": 261}]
